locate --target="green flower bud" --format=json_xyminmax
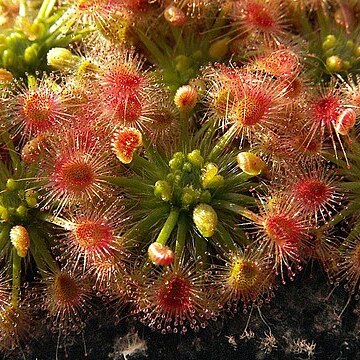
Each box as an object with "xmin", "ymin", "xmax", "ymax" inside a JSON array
[
  {"xmin": 354, "ymin": 46, "xmax": 360, "ymax": 57},
  {"xmin": 6, "ymin": 178, "xmax": 18, "ymax": 191},
  {"xmin": 187, "ymin": 149, "xmax": 204, "ymax": 168},
  {"xmin": 322, "ymin": 35, "xmax": 336, "ymax": 51},
  {"xmin": 169, "ymin": 152, "xmax": 185, "ymax": 170},
  {"xmin": 2, "ymin": 49, "xmax": 15, "ymax": 68},
  {"xmin": 181, "ymin": 186, "xmax": 200, "ymax": 207},
  {"xmin": 201, "ymin": 163, "xmax": 224, "ymax": 189},
  {"xmin": 154, "ymin": 180, "xmax": 172, "ymax": 202},
  {"xmin": 236, "ymin": 152, "xmax": 266, "ymax": 176},
  {"xmin": 6, "ymin": 32, "xmax": 25, "ymax": 48},
  {"xmin": 183, "ymin": 162, "xmax": 192, "ymax": 172},
  {"xmin": 209, "ymin": 37, "xmax": 230, "ymax": 60},
  {"xmin": 47, "ymin": 48, "xmax": 80, "ymax": 69},
  {"xmin": 326, "ymin": 55, "xmax": 343, "ymax": 72},
  {"xmin": 16, "ymin": 205, "xmax": 28, "ymax": 218},
  {"xmin": 193, "ymin": 203, "xmax": 218, "ymax": 237},
  {"xmin": 175, "ymin": 55, "xmax": 191, "ymax": 72},
  {"xmin": 25, "ymin": 189, "xmax": 37, "ymax": 208},
  {"xmin": 24, "ymin": 43, "xmax": 39, "ymax": 65},
  {"xmin": 0, "ymin": 206, "xmax": 8, "ymax": 220}
]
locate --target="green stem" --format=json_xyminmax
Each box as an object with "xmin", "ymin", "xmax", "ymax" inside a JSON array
[
  {"xmin": 36, "ymin": 0, "xmax": 56, "ymax": 20},
  {"xmin": 213, "ymin": 200, "xmax": 262, "ymax": 223},
  {"xmin": 155, "ymin": 207, "xmax": 180, "ymax": 245},
  {"xmin": 318, "ymin": 202, "xmax": 360, "ymax": 232},
  {"xmin": 142, "ymin": 137, "xmax": 169, "ymax": 172},
  {"xmin": 19, "ymin": 0, "xmax": 27, "ymax": 16},
  {"xmin": 0, "ymin": 223, "xmax": 10, "ymax": 254},
  {"xmin": 222, "ymin": 172, "xmax": 255, "ymax": 188},
  {"xmin": 131, "ymin": 153, "xmax": 160, "ymax": 177},
  {"xmin": 207, "ymin": 126, "xmax": 237, "ymax": 162},
  {"xmin": 179, "ymin": 111, "xmax": 190, "ymax": 151},
  {"xmin": 216, "ymin": 223, "xmax": 237, "ymax": 251},
  {"xmin": 175, "ymin": 213, "xmax": 187, "ymax": 266},
  {"xmin": 11, "ymin": 249, "xmax": 21, "ymax": 307},
  {"xmin": 101, "ymin": 176, "xmax": 153, "ymax": 193},
  {"xmin": 194, "ymin": 232, "xmax": 207, "ymax": 270},
  {"xmin": 135, "ymin": 29, "xmax": 169, "ymax": 66},
  {"xmin": 215, "ymin": 192, "xmax": 256, "ymax": 206},
  {"xmin": 28, "ymin": 227, "xmax": 58, "ymax": 274},
  {"xmin": 1, "ymin": 132, "xmax": 21, "ymax": 177},
  {"xmin": 124, "ymin": 205, "xmax": 170, "ymax": 241},
  {"xmin": 37, "ymin": 212, "xmax": 69, "ymax": 228}
]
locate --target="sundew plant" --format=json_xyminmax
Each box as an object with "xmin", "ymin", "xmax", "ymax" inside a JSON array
[{"xmin": 1, "ymin": 0, "xmax": 360, "ymax": 357}]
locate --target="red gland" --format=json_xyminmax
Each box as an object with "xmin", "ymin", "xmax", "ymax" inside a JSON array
[
  {"xmin": 102, "ymin": 65, "xmax": 144, "ymax": 102},
  {"xmin": 111, "ymin": 127, "xmax": 142, "ymax": 164},
  {"xmin": 157, "ymin": 274, "xmax": 191, "ymax": 314},
  {"xmin": 113, "ymin": 95, "xmax": 142, "ymax": 125},
  {"xmin": 293, "ymin": 179, "xmax": 330, "ymax": 212},
  {"xmin": 21, "ymin": 90, "xmax": 60, "ymax": 135},
  {"xmin": 246, "ymin": 3, "xmax": 276, "ymax": 31},
  {"xmin": 311, "ymin": 93, "xmax": 342, "ymax": 126},
  {"xmin": 52, "ymin": 272, "xmax": 82, "ymax": 306},
  {"xmin": 235, "ymin": 90, "xmax": 272, "ymax": 126},
  {"xmin": 74, "ymin": 221, "xmax": 113, "ymax": 249},
  {"xmin": 253, "ymin": 49, "xmax": 300, "ymax": 78},
  {"xmin": 54, "ymin": 159, "xmax": 95, "ymax": 193},
  {"xmin": 148, "ymin": 243, "xmax": 175, "ymax": 266},
  {"xmin": 264, "ymin": 215, "xmax": 302, "ymax": 247}
]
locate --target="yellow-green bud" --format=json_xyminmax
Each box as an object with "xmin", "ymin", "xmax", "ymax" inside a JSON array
[
  {"xmin": 0, "ymin": 206, "xmax": 8, "ymax": 220},
  {"xmin": 77, "ymin": 59, "xmax": 102, "ymax": 78},
  {"xmin": 25, "ymin": 189, "xmax": 38, "ymax": 208},
  {"xmin": 6, "ymin": 32, "xmax": 25, "ymax": 47},
  {"xmin": 322, "ymin": 35, "xmax": 336, "ymax": 51},
  {"xmin": 6, "ymin": 178, "xmax": 18, "ymax": 191},
  {"xmin": 10, "ymin": 225, "xmax": 30, "ymax": 258},
  {"xmin": 236, "ymin": 152, "xmax": 266, "ymax": 176},
  {"xmin": 169, "ymin": 152, "xmax": 185, "ymax": 170},
  {"xmin": 47, "ymin": 47, "xmax": 80, "ymax": 69},
  {"xmin": 2, "ymin": 49, "xmax": 15, "ymax": 68},
  {"xmin": 175, "ymin": 55, "xmax": 191, "ymax": 72},
  {"xmin": 154, "ymin": 180, "xmax": 172, "ymax": 202},
  {"xmin": 30, "ymin": 20, "xmax": 46, "ymax": 39},
  {"xmin": 201, "ymin": 163, "xmax": 224, "ymax": 189},
  {"xmin": 346, "ymin": 40, "xmax": 354, "ymax": 50},
  {"xmin": 342, "ymin": 60, "xmax": 351, "ymax": 70},
  {"xmin": 181, "ymin": 186, "xmax": 200, "ymax": 207},
  {"xmin": 209, "ymin": 37, "xmax": 230, "ymax": 60},
  {"xmin": 16, "ymin": 205, "xmax": 28, "ymax": 218},
  {"xmin": 187, "ymin": 149, "xmax": 204, "ymax": 168},
  {"xmin": 326, "ymin": 55, "xmax": 343, "ymax": 72},
  {"xmin": 354, "ymin": 46, "xmax": 360, "ymax": 58},
  {"xmin": 193, "ymin": 203, "xmax": 218, "ymax": 237},
  {"xmin": 24, "ymin": 43, "xmax": 39, "ymax": 65}
]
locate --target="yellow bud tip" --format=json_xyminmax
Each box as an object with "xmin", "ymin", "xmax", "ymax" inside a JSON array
[
  {"xmin": 236, "ymin": 152, "xmax": 266, "ymax": 176},
  {"xmin": 10, "ymin": 225, "xmax": 30, "ymax": 258},
  {"xmin": 47, "ymin": 48, "xmax": 79, "ymax": 70},
  {"xmin": 326, "ymin": 55, "xmax": 343, "ymax": 72},
  {"xmin": 193, "ymin": 203, "xmax": 218, "ymax": 238}
]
